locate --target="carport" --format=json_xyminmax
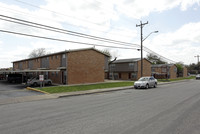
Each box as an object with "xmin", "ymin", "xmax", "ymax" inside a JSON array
[{"xmin": 0, "ymin": 69, "xmax": 60, "ymax": 84}]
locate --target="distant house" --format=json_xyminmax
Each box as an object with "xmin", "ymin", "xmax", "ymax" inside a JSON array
[
  {"xmin": 151, "ymin": 64, "xmax": 177, "ymax": 79},
  {"xmin": 178, "ymin": 66, "xmax": 188, "ymax": 77},
  {"xmin": 182, "ymin": 66, "xmax": 188, "ymax": 77},
  {"xmin": 108, "ymin": 58, "xmax": 152, "ymax": 80},
  {"xmin": 12, "ymin": 48, "xmax": 110, "ymax": 85}
]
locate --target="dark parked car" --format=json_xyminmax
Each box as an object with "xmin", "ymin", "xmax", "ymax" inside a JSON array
[{"xmin": 7, "ymin": 74, "xmax": 25, "ymax": 83}]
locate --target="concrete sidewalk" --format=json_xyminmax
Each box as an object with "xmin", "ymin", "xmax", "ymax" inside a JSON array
[{"xmin": 0, "ymin": 79, "xmax": 193, "ymax": 105}]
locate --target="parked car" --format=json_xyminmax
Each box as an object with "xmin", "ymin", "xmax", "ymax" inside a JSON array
[
  {"xmin": 196, "ymin": 74, "xmax": 200, "ymax": 80},
  {"xmin": 7, "ymin": 74, "xmax": 23, "ymax": 83},
  {"xmin": 27, "ymin": 77, "xmax": 52, "ymax": 87},
  {"xmin": 134, "ymin": 76, "xmax": 157, "ymax": 89}
]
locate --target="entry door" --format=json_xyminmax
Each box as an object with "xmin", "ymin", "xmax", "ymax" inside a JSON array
[{"xmin": 62, "ymin": 71, "xmax": 67, "ymax": 84}]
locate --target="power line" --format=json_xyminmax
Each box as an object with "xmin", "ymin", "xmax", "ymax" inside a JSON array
[
  {"xmin": 0, "ymin": 15, "xmax": 176, "ymax": 63},
  {"xmin": 0, "ymin": 14, "xmax": 140, "ymax": 48},
  {"xmin": 0, "ymin": 5, "xmax": 134, "ymax": 38},
  {"xmin": 0, "ymin": 29, "xmax": 139, "ymax": 50}
]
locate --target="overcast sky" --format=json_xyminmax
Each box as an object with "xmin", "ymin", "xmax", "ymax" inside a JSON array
[{"xmin": 0, "ymin": 0, "xmax": 200, "ymax": 68}]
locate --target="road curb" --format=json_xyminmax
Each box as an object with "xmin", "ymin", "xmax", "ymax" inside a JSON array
[
  {"xmin": 26, "ymin": 87, "xmax": 50, "ymax": 94},
  {"xmin": 26, "ymin": 79, "xmax": 193, "ymax": 98},
  {"xmin": 57, "ymin": 86, "xmax": 133, "ymax": 98},
  {"xmin": 158, "ymin": 79, "xmax": 192, "ymax": 85}
]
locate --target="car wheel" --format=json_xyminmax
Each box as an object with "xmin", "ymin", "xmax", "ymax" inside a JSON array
[
  {"xmin": 154, "ymin": 83, "xmax": 157, "ymax": 88},
  {"xmin": 48, "ymin": 81, "xmax": 52, "ymax": 85},
  {"xmin": 33, "ymin": 82, "xmax": 38, "ymax": 87},
  {"xmin": 146, "ymin": 84, "xmax": 149, "ymax": 89}
]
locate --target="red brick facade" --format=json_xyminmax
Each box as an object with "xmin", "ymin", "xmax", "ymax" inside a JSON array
[
  {"xmin": 137, "ymin": 59, "xmax": 152, "ymax": 79},
  {"xmin": 152, "ymin": 64, "xmax": 177, "ymax": 79},
  {"xmin": 67, "ymin": 49, "xmax": 105, "ymax": 84},
  {"xmin": 108, "ymin": 58, "xmax": 152, "ymax": 80},
  {"xmin": 12, "ymin": 48, "xmax": 109, "ymax": 85}
]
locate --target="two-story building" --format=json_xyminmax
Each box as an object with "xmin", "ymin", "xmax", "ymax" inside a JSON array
[
  {"xmin": 151, "ymin": 64, "xmax": 177, "ymax": 79},
  {"xmin": 13, "ymin": 48, "xmax": 110, "ymax": 85},
  {"xmin": 108, "ymin": 58, "xmax": 152, "ymax": 80}
]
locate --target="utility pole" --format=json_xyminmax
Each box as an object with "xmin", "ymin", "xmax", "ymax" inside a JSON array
[
  {"xmin": 195, "ymin": 55, "xmax": 200, "ymax": 64},
  {"xmin": 136, "ymin": 21, "xmax": 148, "ymax": 77}
]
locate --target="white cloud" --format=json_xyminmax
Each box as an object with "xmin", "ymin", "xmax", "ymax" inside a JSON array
[
  {"xmin": 0, "ymin": 0, "xmax": 200, "ymax": 68},
  {"xmin": 149, "ymin": 22, "xmax": 200, "ymax": 64},
  {"xmin": 114, "ymin": 0, "xmax": 200, "ymax": 19}
]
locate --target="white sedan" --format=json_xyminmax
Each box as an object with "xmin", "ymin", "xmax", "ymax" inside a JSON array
[{"xmin": 134, "ymin": 77, "xmax": 157, "ymax": 89}]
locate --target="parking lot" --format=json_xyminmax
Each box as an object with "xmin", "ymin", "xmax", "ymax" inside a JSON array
[{"xmin": 0, "ymin": 80, "xmax": 43, "ymax": 99}]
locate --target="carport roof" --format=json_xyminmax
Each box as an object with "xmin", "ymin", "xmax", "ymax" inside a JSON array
[
  {"xmin": 0, "ymin": 69, "xmax": 60, "ymax": 74},
  {"xmin": 112, "ymin": 58, "xmax": 151, "ymax": 63}
]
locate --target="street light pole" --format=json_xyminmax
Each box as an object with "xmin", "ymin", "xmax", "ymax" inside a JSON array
[
  {"xmin": 136, "ymin": 21, "xmax": 158, "ymax": 77},
  {"xmin": 136, "ymin": 21, "xmax": 148, "ymax": 77}
]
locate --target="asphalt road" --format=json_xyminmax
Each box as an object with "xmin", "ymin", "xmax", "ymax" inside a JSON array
[
  {"xmin": 0, "ymin": 80, "xmax": 42, "ymax": 99},
  {"xmin": 1, "ymin": 79, "xmax": 200, "ymax": 134}
]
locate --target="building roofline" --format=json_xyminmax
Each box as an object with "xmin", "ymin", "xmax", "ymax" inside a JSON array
[
  {"xmin": 12, "ymin": 47, "xmax": 110, "ymax": 63},
  {"xmin": 151, "ymin": 64, "xmax": 177, "ymax": 67},
  {"xmin": 112, "ymin": 58, "xmax": 152, "ymax": 64}
]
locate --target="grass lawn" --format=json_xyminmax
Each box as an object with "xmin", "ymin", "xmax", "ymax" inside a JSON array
[
  {"xmin": 37, "ymin": 81, "xmax": 134, "ymax": 94},
  {"xmin": 36, "ymin": 76, "xmax": 194, "ymax": 94},
  {"xmin": 158, "ymin": 76, "xmax": 195, "ymax": 82}
]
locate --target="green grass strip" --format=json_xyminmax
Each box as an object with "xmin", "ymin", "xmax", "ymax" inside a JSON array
[
  {"xmin": 158, "ymin": 76, "xmax": 195, "ymax": 82},
  {"xmin": 37, "ymin": 81, "xmax": 134, "ymax": 94}
]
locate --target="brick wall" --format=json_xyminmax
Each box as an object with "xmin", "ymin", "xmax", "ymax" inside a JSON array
[
  {"xmin": 22, "ymin": 61, "xmax": 28, "ymax": 70},
  {"xmin": 13, "ymin": 63, "xmax": 18, "ymax": 70},
  {"xmin": 169, "ymin": 65, "xmax": 177, "ymax": 79},
  {"xmin": 183, "ymin": 67, "xmax": 188, "ymax": 77},
  {"xmin": 49, "ymin": 71, "xmax": 62, "ymax": 84},
  {"xmin": 137, "ymin": 59, "xmax": 152, "ymax": 79},
  {"xmin": 33, "ymin": 58, "xmax": 41, "ymax": 69},
  {"xmin": 121, "ymin": 72, "xmax": 129, "ymax": 80},
  {"xmin": 49, "ymin": 54, "xmax": 62, "ymax": 69},
  {"xmin": 67, "ymin": 49, "xmax": 105, "ymax": 85}
]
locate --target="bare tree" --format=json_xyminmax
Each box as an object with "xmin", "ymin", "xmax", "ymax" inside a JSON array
[
  {"xmin": 146, "ymin": 53, "xmax": 167, "ymax": 64},
  {"xmin": 28, "ymin": 48, "xmax": 47, "ymax": 58},
  {"xmin": 101, "ymin": 49, "xmax": 119, "ymax": 61}
]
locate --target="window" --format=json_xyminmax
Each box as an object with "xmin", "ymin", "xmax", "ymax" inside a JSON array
[
  {"xmin": 55, "ymin": 55, "xmax": 58, "ymax": 59},
  {"xmin": 152, "ymin": 67, "xmax": 155, "ymax": 72},
  {"xmin": 109, "ymin": 73, "xmax": 113, "ymax": 79},
  {"xmin": 162, "ymin": 67, "xmax": 167, "ymax": 72},
  {"xmin": 110, "ymin": 64, "xmax": 115, "ymax": 69},
  {"xmin": 174, "ymin": 67, "xmax": 177, "ymax": 72},
  {"xmin": 114, "ymin": 73, "xmax": 119, "ymax": 79},
  {"xmin": 52, "ymin": 72, "xmax": 55, "ymax": 76},
  {"xmin": 129, "ymin": 63, "xmax": 134, "ymax": 68},
  {"xmin": 131, "ymin": 73, "xmax": 137, "ymax": 79},
  {"xmin": 62, "ymin": 54, "xmax": 66, "ymax": 59},
  {"xmin": 51, "ymin": 56, "xmax": 54, "ymax": 60},
  {"xmin": 56, "ymin": 72, "xmax": 58, "ymax": 77}
]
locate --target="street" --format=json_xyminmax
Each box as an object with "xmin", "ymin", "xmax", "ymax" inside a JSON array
[{"xmin": 0, "ymin": 80, "xmax": 200, "ymax": 134}]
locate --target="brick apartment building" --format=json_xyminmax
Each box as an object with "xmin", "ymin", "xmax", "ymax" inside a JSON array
[
  {"xmin": 151, "ymin": 64, "xmax": 177, "ymax": 79},
  {"xmin": 107, "ymin": 58, "xmax": 152, "ymax": 80},
  {"xmin": 182, "ymin": 66, "xmax": 188, "ymax": 77},
  {"xmin": 13, "ymin": 48, "xmax": 110, "ymax": 85}
]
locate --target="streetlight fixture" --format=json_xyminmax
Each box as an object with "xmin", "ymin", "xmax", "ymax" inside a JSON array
[
  {"xmin": 136, "ymin": 25, "xmax": 158, "ymax": 77},
  {"xmin": 140, "ymin": 30, "xmax": 158, "ymax": 77},
  {"xmin": 143, "ymin": 31, "xmax": 159, "ymax": 41}
]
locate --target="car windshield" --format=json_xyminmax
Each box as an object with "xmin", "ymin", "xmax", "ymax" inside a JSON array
[{"xmin": 138, "ymin": 77, "xmax": 149, "ymax": 81}]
